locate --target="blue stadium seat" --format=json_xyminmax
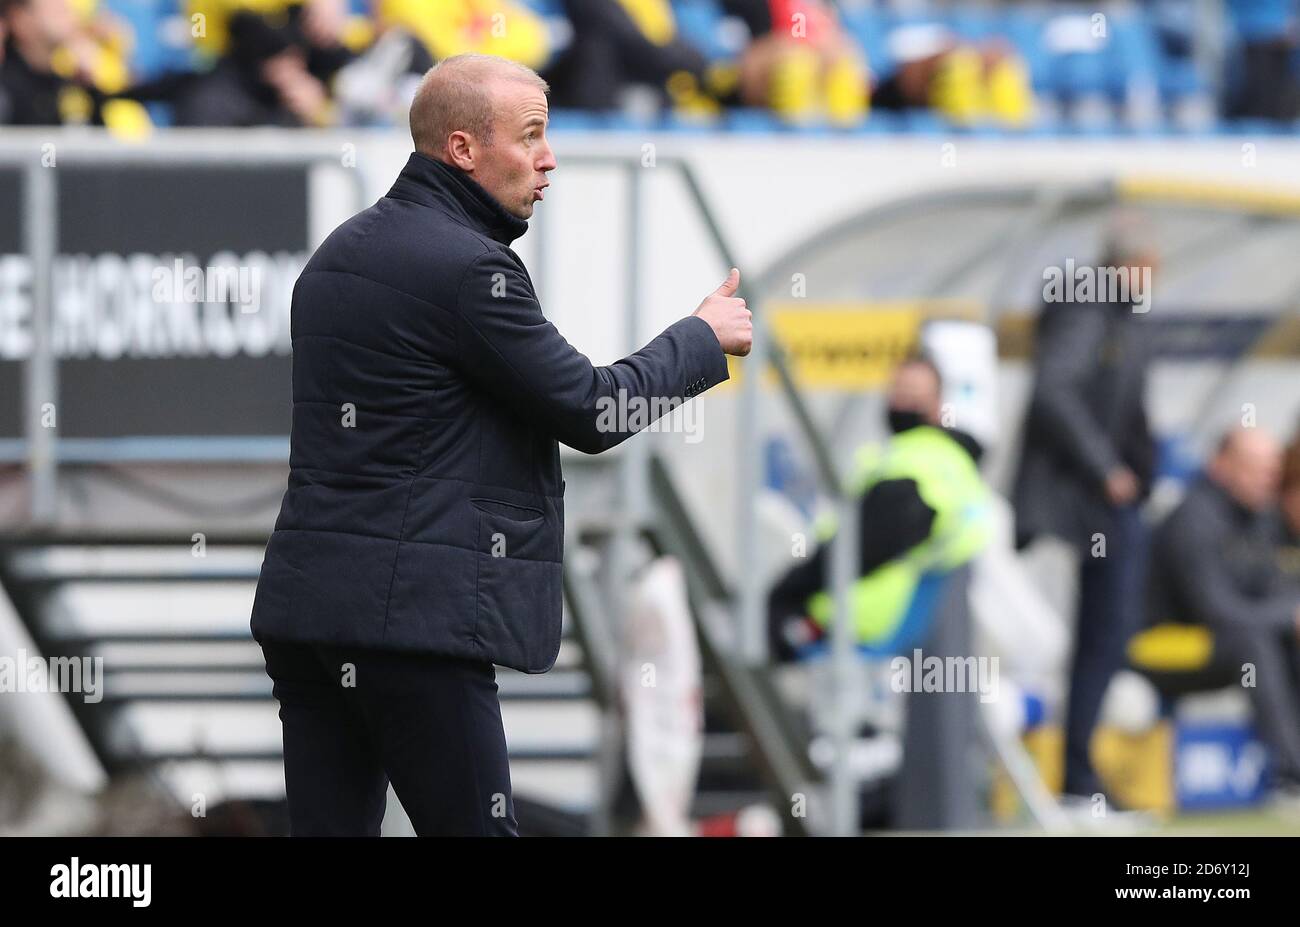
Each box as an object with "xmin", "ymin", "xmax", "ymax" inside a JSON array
[
  {"xmin": 1002, "ymin": 9, "xmax": 1051, "ymax": 93},
  {"xmin": 946, "ymin": 7, "xmax": 996, "ymax": 44},
  {"xmin": 1107, "ymin": 12, "xmax": 1162, "ymax": 100},
  {"xmin": 520, "ymin": 0, "xmax": 566, "ymax": 16},
  {"xmin": 723, "ymin": 107, "xmax": 783, "ymax": 133},
  {"xmin": 671, "ymin": 0, "xmax": 736, "ymax": 61},
  {"xmin": 102, "ymin": 0, "xmax": 184, "ymax": 79},
  {"xmin": 837, "ymin": 7, "xmax": 894, "ymax": 78}
]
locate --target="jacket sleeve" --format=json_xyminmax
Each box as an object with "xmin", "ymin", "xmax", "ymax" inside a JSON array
[
  {"xmin": 1028, "ymin": 305, "xmax": 1123, "ymax": 487},
  {"xmin": 1122, "ymin": 346, "xmax": 1157, "ymax": 494},
  {"xmin": 1166, "ymin": 509, "xmax": 1299, "ymax": 634},
  {"xmin": 451, "ymin": 247, "xmax": 730, "ymax": 454}
]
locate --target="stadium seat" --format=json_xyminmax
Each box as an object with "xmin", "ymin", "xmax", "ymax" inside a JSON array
[
  {"xmin": 101, "ymin": 0, "xmax": 189, "ymax": 79},
  {"xmin": 1127, "ymin": 623, "xmax": 1239, "ymax": 699},
  {"xmin": 671, "ymin": 0, "xmax": 735, "ymax": 62}
]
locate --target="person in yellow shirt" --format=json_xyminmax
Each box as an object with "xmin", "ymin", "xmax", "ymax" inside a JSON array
[
  {"xmin": 377, "ymin": 0, "xmax": 549, "ymax": 71},
  {"xmin": 0, "ymin": 0, "xmax": 150, "ymax": 133},
  {"xmin": 728, "ymin": 0, "xmax": 869, "ymax": 126},
  {"xmin": 870, "ymin": 24, "xmax": 1033, "ymax": 127}
]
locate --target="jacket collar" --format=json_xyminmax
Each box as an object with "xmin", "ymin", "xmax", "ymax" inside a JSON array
[{"xmin": 386, "ymin": 151, "xmax": 529, "ymax": 246}]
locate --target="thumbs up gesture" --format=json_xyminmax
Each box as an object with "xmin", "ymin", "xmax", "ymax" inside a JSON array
[{"xmin": 693, "ymin": 267, "xmax": 752, "ymax": 357}]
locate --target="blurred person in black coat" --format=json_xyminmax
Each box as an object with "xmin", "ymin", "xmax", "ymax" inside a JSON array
[
  {"xmin": 544, "ymin": 0, "xmax": 709, "ymax": 110},
  {"xmin": 126, "ymin": 0, "xmax": 359, "ymax": 126},
  {"xmin": 1012, "ymin": 216, "xmax": 1157, "ymax": 806}
]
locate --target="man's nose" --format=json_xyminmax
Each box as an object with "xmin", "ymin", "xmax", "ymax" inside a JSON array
[{"xmin": 538, "ymin": 142, "xmax": 557, "ymax": 173}]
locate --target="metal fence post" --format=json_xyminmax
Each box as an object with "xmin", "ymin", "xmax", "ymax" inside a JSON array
[
  {"xmin": 828, "ymin": 491, "xmax": 860, "ymax": 836},
  {"xmin": 23, "ymin": 159, "xmax": 58, "ymax": 526},
  {"xmin": 737, "ymin": 304, "xmax": 764, "ymax": 663}
]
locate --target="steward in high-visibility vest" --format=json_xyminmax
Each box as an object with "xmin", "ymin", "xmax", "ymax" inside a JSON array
[
  {"xmin": 767, "ymin": 358, "xmax": 993, "ymax": 660},
  {"xmin": 811, "ymin": 424, "xmax": 991, "ymax": 649}
]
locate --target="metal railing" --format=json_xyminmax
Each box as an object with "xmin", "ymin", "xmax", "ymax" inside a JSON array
[{"xmin": 2, "ymin": 137, "xmax": 367, "ymax": 526}]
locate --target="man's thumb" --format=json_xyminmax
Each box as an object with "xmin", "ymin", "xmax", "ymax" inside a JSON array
[{"xmin": 714, "ymin": 267, "xmax": 740, "ymax": 297}]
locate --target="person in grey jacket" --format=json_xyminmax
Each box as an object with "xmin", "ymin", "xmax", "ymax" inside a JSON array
[
  {"xmin": 1148, "ymin": 427, "xmax": 1300, "ymax": 793},
  {"xmin": 1011, "ymin": 222, "xmax": 1157, "ymax": 804}
]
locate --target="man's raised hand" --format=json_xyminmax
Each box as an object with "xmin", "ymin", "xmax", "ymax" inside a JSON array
[{"xmin": 693, "ymin": 267, "xmax": 753, "ymax": 357}]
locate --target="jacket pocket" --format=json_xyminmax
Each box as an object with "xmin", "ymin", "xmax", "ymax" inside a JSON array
[
  {"xmin": 472, "ymin": 497, "xmax": 562, "ymax": 671},
  {"xmin": 471, "ymin": 497, "xmax": 544, "ymax": 524},
  {"xmin": 471, "ymin": 497, "xmax": 549, "ymax": 560}
]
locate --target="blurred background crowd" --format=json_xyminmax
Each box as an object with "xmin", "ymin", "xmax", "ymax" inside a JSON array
[{"xmin": 4, "ymin": 0, "xmax": 1300, "ymax": 135}]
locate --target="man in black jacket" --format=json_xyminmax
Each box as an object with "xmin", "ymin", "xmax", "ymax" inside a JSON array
[
  {"xmin": 1011, "ymin": 223, "xmax": 1157, "ymax": 806},
  {"xmin": 1148, "ymin": 427, "xmax": 1300, "ymax": 794},
  {"xmin": 250, "ymin": 53, "xmax": 751, "ymax": 836}
]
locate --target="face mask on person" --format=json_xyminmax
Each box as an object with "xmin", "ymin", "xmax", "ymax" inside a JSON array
[{"xmin": 886, "ymin": 408, "xmax": 928, "ymax": 434}]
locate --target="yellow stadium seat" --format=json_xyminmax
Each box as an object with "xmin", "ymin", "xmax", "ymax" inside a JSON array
[{"xmin": 1127, "ymin": 623, "xmax": 1215, "ymax": 673}]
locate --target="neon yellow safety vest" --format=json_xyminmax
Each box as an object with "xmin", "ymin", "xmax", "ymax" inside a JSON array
[{"xmin": 806, "ymin": 426, "xmax": 992, "ymax": 648}]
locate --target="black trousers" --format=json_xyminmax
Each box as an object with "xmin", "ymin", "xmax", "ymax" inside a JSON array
[
  {"xmin": 257, "ymin": 636, "xmax": 518, "ymax": 836},
  {"xmin": 1063, "ymin": 505, "xmax": 1147, "ymax": 797},
  {"xmin": 1213, "ymin": 623, "xmax": 1300, "ymax": 784}
]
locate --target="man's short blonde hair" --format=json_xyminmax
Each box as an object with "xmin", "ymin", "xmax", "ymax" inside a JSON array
[{"xmin": 410, "ymin": 54, "xmax": 550, "ymax": 155}]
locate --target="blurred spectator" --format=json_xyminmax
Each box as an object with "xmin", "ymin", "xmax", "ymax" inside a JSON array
[
  {"xmin": 329, "ymin": 16, "xmax": 432, "ymax": 127},
  {"xmin": 13, "ymin": 1, "xmax": 1300, "ymax": 132},
  {"xmin": 1146, "ymin": 427, "xmax": 1300, "ymax": 801},
  {"xmin": 379, "ymin": 0, "xmax": 549, "ymax": 70},
  {"xmin": 1279, "ymin": 433, "xmax": 1300, "ymax": 586},
  {"xmin": 331, "ymin": 0, "xmax": 549, "ymax": 125},
  {"xmin": 1012, "ymin": 215, "xmax": 1157, "ymax": 808},
  {"xmin": 543, "ymin": 0, "xmax": 710, "ymax": 111},
  {"xmin": 0, "ymin": 0, "xmax": 157, "ymax": 131},
  {"xmin": 129, "ymin": 0, "xmax": 434, "ymax": 126},
  {"xmin": 1, "ymin": 0, "xmax": 98, "ymax": 124},
  {"xmin": 871, "ymin": 23, "xmax": 1032, "ymax": 127},
  {"xmin": 767, "ymin": 353, "xmax": 992, "ymax": 828},
  {"xmin": 767, "ymin": 354, "xmax": 991, "ymax": 662},
  {"xmin": 726, "ymin": 0, "xmax": 868, "ymax": 125},
  {"xmin": 173, "ymin": 0, "xmax": 362, "ymax": 126}
]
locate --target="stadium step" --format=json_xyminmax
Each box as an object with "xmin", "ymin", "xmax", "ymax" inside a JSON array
[
  {"xmin": 3, "ymin": 534, "xmax": 794, "ymax": 831},
  {"xmin": 0, "ymin": 541, "xmax": 606, "ymax": 824}
]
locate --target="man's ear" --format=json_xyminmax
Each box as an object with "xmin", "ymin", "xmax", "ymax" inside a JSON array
[{"xmin": 446, "ymin": 131, "xmax": 475, "ymax": 172}]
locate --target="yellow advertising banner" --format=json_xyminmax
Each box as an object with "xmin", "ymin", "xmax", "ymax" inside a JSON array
[{"xmin": 725, "ymin": 302, "xmax": 977, "ymax": 388}]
